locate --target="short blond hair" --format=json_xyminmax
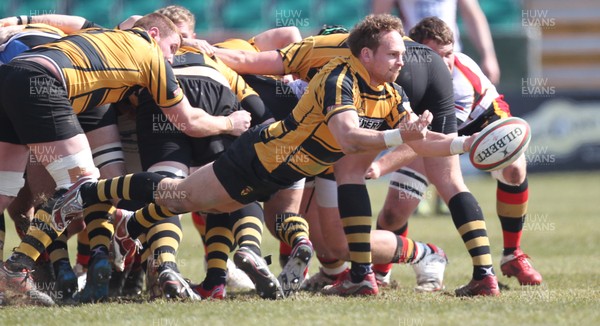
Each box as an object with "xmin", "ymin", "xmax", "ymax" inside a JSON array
[
  {"xmin": 133, "ymin": 12, "xmax": 180, "ymax": 38},
  {"xmin": 155, "ymin": 5, "xmax": 196, "ymax": 31}
]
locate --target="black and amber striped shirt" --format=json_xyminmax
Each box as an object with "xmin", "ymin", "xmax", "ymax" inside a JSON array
[
  {"xmin": 278, "ymin": 33, "xmax": 349, "ymax": 81},
  {"xmin": 16, "ymin": 27, "xmax": 182, "ymax": 114},
  {"xmin": 254, "ymin": 55, "xmax": 410, "ymax": 182}
]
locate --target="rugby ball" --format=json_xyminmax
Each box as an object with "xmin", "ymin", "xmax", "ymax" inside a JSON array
[{"xmin": 469, "ymin": 117, "xmax": 531, "ymax": 172}]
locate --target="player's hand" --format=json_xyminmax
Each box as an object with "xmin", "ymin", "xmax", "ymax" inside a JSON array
[
  {"xmin": 227, "ymin": 110, "xmax": 252, "ymax": 136},
  {"xmin": 399, "ymin": 110, "xmax": 433, "ymax": 141},
  {"xmin": 365, "ymin": 163, "xmax": 381, "ymax": 180},
  {"xmin": 464, "ymin": 133, "xmax": 479, "ymax": 152},
  {"xmin": 183, "ymin": 38, "xmax": 216, "ymax": 56}
]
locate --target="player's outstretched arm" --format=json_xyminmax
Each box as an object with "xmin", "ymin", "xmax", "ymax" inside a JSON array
[
  {"xmin": 327, "ymin": 109, "xmax": 429, "ymax": 155},
  {"xmin": 214, "ymin": 48, "xmax": 285, "ymax": 75},
  {"xmin": 252, "ymin": 26, "xmax": 302, "ymax": 51}
]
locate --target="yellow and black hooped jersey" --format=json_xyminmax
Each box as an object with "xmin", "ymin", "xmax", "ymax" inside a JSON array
[
  {"xmin": 16, "ymin": 27, "xmax": 182, "ymax": 114},
  {"xmin": 254, "ymin": 55, "xmax": 410, "ymax": 182},
  {"xmin": 174, "ymin": 46, "xmax": 258, "ymax": 102},
  {"xmin": 278, "ymin": 33, "xmax": 349, "ymax": 81}
]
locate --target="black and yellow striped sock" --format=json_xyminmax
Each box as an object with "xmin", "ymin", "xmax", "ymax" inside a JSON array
[
  {"xmin": 274, "ymin": 212, "xmax": 308, "ymax": 249},
  {"xmin": 8, "ymin": 204, "xmax": 62, "ymax": 270},
  {"xmin": 204, "ymin": 213, "xmax": 234, "ymax": 288},
  {"xmin": 48, "ymin": 232, "xmax": 70, "ymax": 274},
  {"xmin": 338, "ymin": 184, "xmax": 372, "ymax": 282},
  {"xmin": 84, "ymin": 202, "xmax": 115, "ymax": 256},
  {"xmin": 81, "ymin": 172, "xmax": 166, "ymax": 204},
  {"xmin": 449, "ymin": 192, "xmax": 494, "ymax": 280},
  {"xmin": 78, "ymin": 173, "xmax": 182, "ymax": 240},
  {"xmin": 497, "ymin": 179, "xmax": 528, "ymax": 255},
  {"xmin": 0, "ymin": 213, "xmax": 5, "ymax": 261},
  {"xmin": 147, "ymin": 216, "xmax": 182, "ymax": 273},
  {"xmin": 231, "ymin": 202, "xmax": 264, "ymax": 256},
  {"xmin": 125, "ymin": 204, "xmax": 179, "ymax": 239}
]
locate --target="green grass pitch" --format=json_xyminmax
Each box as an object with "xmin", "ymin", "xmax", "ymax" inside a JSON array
[{"xmin": 1, "ymin": 171, "xmax": 599, "ymax": 325}]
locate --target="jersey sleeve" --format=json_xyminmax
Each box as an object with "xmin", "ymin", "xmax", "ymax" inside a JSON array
[
  {"xmin": 149, "ymin": 58, "xmax": 184, "ymax": 108},
  {"xmin": 278, "ymin": 37, "xmax": 315, "ymax": 80},
  {"xmin": 321, "ymin": 64, "xmax": 356, "ymax": 122}
]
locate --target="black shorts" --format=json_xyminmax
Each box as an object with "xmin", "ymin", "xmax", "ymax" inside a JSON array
[
  {"xmin": 136, "ymin": 93, "xmax": 235, "ymax": 170},
  {"xmin": 0, "ymin": 60, "xmax": 82, "ymax": 144},
  {"xmin": 213, "ymin": 126, "xmax": 293, "ymax": 204},
  {"xmin": 242, "ymin": 74, "xmax": 298, "ymax": 121},
  {"xmin": 78, "ymin": 104, "xmax": 117, "ymax": 133},
  {"xmin": 398, "ymin": 42, "xmax": 457, "ymax": 134}
]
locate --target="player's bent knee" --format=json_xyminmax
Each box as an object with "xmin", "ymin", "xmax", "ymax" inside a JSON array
[{"xmin": 493, "ymin": 164, "xmax": 526, "ymax": 186}]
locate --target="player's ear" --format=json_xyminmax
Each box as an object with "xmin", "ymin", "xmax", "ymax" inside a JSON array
[
  {"xmin": 147, "ymin": 26, "xmax": 160, "ymax": 40},
  {"xmin": 361, "ymin": 47, "xmax": 372, "ymax": 62}
]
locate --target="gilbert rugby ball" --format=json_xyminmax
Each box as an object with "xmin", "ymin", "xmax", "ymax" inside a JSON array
[{"xmin": 469, "ymin": 117, "xmax": 531, "ymax": 172}]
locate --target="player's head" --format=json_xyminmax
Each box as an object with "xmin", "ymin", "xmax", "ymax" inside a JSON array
[
  {"xmin": 155, "ymin": 5, "xmax": 196, "ymax": 39},
  {"xmin": 409, "ymin": 16, "xmax": 455, "ymax": 71},
  {"xmin": 134, "ymin": 12, "xmax": 181, "ymax": 63},
  {"xmin": 348, "ymin": 14, "xmax": 406, "ymax": 85}
]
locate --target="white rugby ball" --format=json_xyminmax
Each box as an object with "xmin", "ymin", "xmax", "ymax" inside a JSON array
[{"xmin": 469, "ymin": 117, "xmax": 531, "ymax": 172}]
